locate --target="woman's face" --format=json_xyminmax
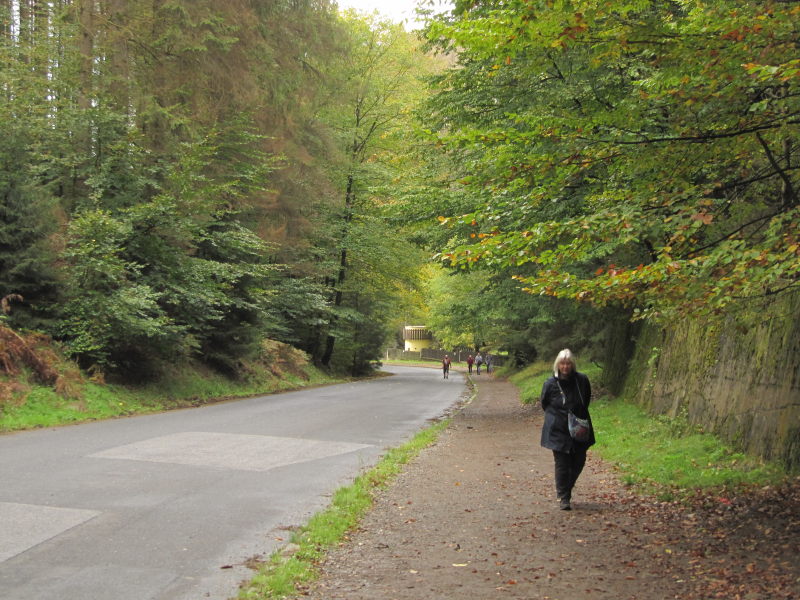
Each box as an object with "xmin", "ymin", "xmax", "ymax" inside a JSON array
[{"xmin": 557, "ymin": 359, "xmax": 573, "ymax": 377}]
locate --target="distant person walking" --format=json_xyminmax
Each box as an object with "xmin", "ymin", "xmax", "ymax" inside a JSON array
[
  {"xmin": 475, "ymin": 352, "xmax": 483, "ymax": 374},
  {"xmin": 442, "ymin": 355, "xmax": 452, "ymax": 379},
  {"xmin": 466, "ymin": 354, "xmax": 474, "ymax": 374},
  {"xmin": 540, "ymin": 348, "xmax": 594, "ymax": 511},
  {"xmin": 485, "ymin": 353, "xmax": 493, "ymax": 374}
]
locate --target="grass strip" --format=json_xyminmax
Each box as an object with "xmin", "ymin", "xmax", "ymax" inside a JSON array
[
  {"xmin": 504, "ymin": 361, "xmax": 602, "ymax": 405},
  {"xmin": 505, "ymin": 360, "xmax": 553, "ymax": 404},
  {"xmin": 590, "ymin": 398, "xmax": 786, "ymax": 499},
  {"xmin": 238, "ymin": 420, "xmax": 450, "ymax": 600}
]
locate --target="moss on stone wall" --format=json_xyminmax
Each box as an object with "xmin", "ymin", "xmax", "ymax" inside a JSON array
[
  {"xmin": 621, "ymin": 292, "xmax": 800, "ymax": 472},
  {"xmin": 620, "ymin": 324, "xmax": 662, "ymax": 407}
]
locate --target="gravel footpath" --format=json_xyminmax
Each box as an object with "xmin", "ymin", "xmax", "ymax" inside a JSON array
[{"xmin": 289, "ymin": 374, "xmax": 689, "ymax": 599}]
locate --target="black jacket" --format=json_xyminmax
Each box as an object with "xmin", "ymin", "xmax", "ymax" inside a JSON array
[{"xmin": 540, "ymin": 371, "xmax": 595, "ymax": 451}]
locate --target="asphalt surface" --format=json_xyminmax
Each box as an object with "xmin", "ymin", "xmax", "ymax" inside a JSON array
[{"xmin": 0, "ymin": 365, "xmax": 465, "ymax": 600}]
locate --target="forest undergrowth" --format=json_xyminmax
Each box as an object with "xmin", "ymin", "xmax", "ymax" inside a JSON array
[{"xmin": 0, "ymin": 324, "xmax": 334, "ymax": 431}]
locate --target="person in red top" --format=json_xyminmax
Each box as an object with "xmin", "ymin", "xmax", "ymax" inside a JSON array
[
  {"xmin": 442, "ymin": 355, "xmax": 452, "ymax": 379},
  {"xmin": 466, "ymin": 354, "xmax": 474, "ymax": 374}
]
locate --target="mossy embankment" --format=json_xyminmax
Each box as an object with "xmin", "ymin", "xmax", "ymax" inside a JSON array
[{"xmin": 0, "ymin": 329, "xmax": 336, "ymax": 432}]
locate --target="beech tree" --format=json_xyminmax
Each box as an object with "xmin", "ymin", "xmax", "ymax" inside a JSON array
[
  {"xmin": 311, "ymin": 12, "xmax": 438, "ymax": 371},
  {"xmin": 424, "ymin": 0, "xmax": 799, "ymax": 324}
]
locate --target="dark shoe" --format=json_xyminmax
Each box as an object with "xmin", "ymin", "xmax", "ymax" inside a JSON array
[{"xmin": 559, "ymin": 498, "xmax": 571, "ymax": 511}]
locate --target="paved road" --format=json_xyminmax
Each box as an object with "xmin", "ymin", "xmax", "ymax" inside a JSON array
[{"xmin": 0, "ymin": 366, "xmax": 465, "ymax": 600}]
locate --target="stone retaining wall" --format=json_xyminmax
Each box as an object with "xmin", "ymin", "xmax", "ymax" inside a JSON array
[{"xmin": 623, "ymin": 292, "xmax": 800, "ymax": 470}]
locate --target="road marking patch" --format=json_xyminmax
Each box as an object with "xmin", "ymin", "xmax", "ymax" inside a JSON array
[
  {"xmin": 89, "ymin": 432, "xmax": 373, "ymax": 472},
  {"xmin": 0, "ymin": 502, "xmax": 99, "ymax": 562}
]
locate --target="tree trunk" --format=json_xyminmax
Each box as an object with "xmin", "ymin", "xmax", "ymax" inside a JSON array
[
  {"xmin": 107, "ymin": 0, "xmax": 130, "ymax": 115},
  {"xmin": 320, "ymin": 172, "xmax": 355, "ymax": 366},
  {"xmin": 19, "ymin": 0, "xmax": 30, "ymax": 57},
  {"xmin": 77, "ymin": 0, "xmax": 94, "ymax": 113}
]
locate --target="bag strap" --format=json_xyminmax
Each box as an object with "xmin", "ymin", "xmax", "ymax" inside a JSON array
[
  {"xmin": 556, "ymin": 378, "xmax": 584, "ymax": 408},
  {"xmin": 556, "ymin": 380, "xmax": 567, "ymax": 406}
]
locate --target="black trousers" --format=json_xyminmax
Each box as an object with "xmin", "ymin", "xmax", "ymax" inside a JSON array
[{"xmin": 552, "ymin": 447, "xmax": 587, "ymax": 501}]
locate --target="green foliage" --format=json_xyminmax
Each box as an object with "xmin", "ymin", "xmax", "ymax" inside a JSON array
[
  {"xmin": 306, "ymin": 13, "xmax": 441, "ymax": 373},
  {"xmin": 59, "ymin": 209, "xmax": 181, "ymax": 370},
  {"xmin": 331, "ymin": 216, "xmax": 431, "ymax": 374},
  {"xmin": 423, "ymin": 0, "xmax": 800, "ymax": 325},
  {"xmin": 425, "ymin": 268, "xmax": 495, "ymax": 349},
  {"xmin": 59, "ymin": 134, "xmax": 284, "ymax": 372},
  {"xmin": 0, "ymin": 1, "xmax": 301, "ymax": 378},
  {"xmin": 0, "ymin": 177, "xmax": 60, "ymax": 330},
  {"xmin": 425, "ymin": 264, "xmax": 623, "ymax": 366},
  {"xmin": 0, "ymin": 13, "xmax": 64, "ymax": 331},
  {"xmin": 0, "ymin": 0, "xmax": 444, "ymax": 381}
]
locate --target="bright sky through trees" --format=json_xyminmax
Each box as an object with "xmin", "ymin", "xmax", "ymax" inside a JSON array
[{"xmin": 337, "ymin": 0, "xmax": 452, "ymax": 29}]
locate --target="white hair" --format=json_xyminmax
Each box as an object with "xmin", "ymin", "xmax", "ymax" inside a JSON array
[{"xmin": 553, "ymin": 348, "xmax": 577, "ymax": 376}]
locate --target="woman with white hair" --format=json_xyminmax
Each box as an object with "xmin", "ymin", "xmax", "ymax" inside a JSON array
[{"xmin": 539, "ymin": 348, "xmax": 595, "ymax": 510}]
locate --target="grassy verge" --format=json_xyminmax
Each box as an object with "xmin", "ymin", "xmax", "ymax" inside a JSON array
[
  {"xmin": 590, "ymin": 399, "xmax": 786, "ymax": 499},
  {"xmin": 503, "ymin": 361, "xmax": 603, "ymax": 405},
  {"xmin": 238, "ymin": 420, "xmax": 450, "ymax": 599},
  {"xmin": 506, "ymin": 364, "xmax": 787, "ymax": 500},
  {"xmin": 0, "ymin": 362, "xmax": 337, "ymax": 432},
  {"xmin": 503, "ymin": 360, "xmax": 552, "ymax": 404}
]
